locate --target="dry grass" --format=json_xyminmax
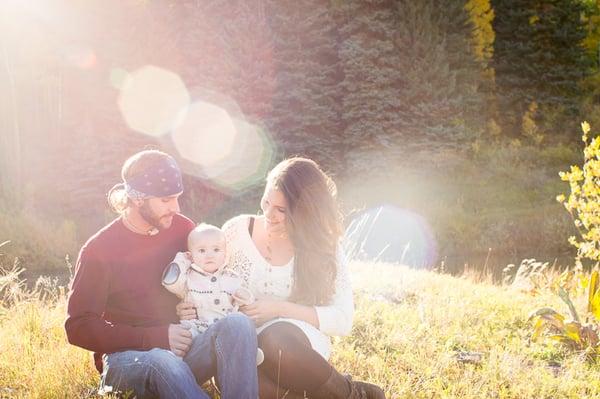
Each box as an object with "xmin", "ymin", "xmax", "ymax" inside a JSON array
[
  {"xmin": 333, "ymin": 262, "xmax": 600, "ymax": 398},
  {"xmin": 2, "ymin": 261, "xmax": 600, "ymax": 398}
]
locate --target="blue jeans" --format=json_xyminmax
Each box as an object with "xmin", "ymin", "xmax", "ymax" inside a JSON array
[{"xmin": 100, "ymin": 313, "xmax": 258, "ymax": 398}]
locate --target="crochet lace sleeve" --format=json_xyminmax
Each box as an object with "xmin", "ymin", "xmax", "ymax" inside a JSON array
[
  {"xmin": 314, "ymin": 247, "xmax": 354, "ymax": 336},
  {"xmin": 223, "ymin": 215, "xmax": 253, "ymax": 287}
]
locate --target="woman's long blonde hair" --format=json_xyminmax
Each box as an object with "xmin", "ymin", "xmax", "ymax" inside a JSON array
[{"xmin": 267, "ymin": 157, "xmax": 343, "ymax": 306}]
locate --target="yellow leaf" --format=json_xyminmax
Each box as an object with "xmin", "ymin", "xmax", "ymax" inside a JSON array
[
  {"xmin": 592, "ymin": 289, "xmax": 600, "ymax": 321},
  {"xmin": 564, "ymin": 321, "xmax": 582, "ymax": 343},
  {"xmin": 532, "ymin": 318, "xmax": 545, "ymax": 341},
  {"xmin": 589, "ymin": 270, "xmax": 599, "ymax": 315},
  {"xmin": 529, "ymin": 15, "xmax": 540, "ymax": 25},
  {"xmin": 582, "ymin": 121, "xmax": 591, "ymax": 135}
]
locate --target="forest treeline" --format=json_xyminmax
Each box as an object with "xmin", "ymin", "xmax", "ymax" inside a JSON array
[{"xmin": 1, "ymin": 0, "xmax": 600, "ymax": 271}]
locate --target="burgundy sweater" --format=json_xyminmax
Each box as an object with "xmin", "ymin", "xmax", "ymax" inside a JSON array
[{"xmin": 65, "ymin": 214, "xmax": 195, "ymax": 373}]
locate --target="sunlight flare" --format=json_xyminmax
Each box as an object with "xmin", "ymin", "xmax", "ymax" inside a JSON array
[
  {"xmin": 64, "ymin": 46, "xmax": 96, "ymax": 69},
  {"xmin": 172, "ymin": 101, "xmax": 237, "ymax": 168},
  {"xmin": 344, "ymin": 205, "xmax": 437, "ymax": 268},
  {"xmin": 172, "ymin": 99, "xmax": 276, "ymax": 192},
  {"xmin": 205, "ymin": 118, "xmax": 276, "ymax": 191},
  {"xmin": 117, "ymin": 65, "xmax": 190, "ymax": 137}
]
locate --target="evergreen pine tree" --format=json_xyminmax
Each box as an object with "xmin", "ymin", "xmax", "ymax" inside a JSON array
[
  {"xmin": 176, "ymin": 0, "xmax": 276, "ymax": 122},
  {"xmin": 438, "ymin": 0, "xmax": 487, "ymax": 127},
  {"xmin": 335, "ymin": 0, "xmax": 484, "ymax": 174},
  {"xmin": 334, "ymin": 0, "xmax": 405, "ymax": 173},
  {"xmin": 531, "ymin": 0, "xmax": 589, "ymax": 107},
  {"xmin": 265, "ymin": 0, "xmax": 344, "ymax": 173},
  {"xmin": 491, "ymin": 0, "xmax": 589, "ymax": 137}
]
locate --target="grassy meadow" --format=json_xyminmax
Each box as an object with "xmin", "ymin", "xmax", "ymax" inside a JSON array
[
  {"xmin": 2, "ymin": 261, "xmax": 600, "ymax": 398},
  {"xmin": 4, "ymin": 1, "xmax": 600, "ymax": 397}
]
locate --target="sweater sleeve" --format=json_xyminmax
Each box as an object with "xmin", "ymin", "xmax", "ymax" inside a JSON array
[
  {"xmin": 64, "ymin": 245, "xmax": 170, "ymax": 354},
  {"xmin": 222, "ymin": 215, "xmax": 253, "ymax": 286},
  {"xmin": 162, "ymin": 252, "xmax": 191, "ymax": 300},
  {"xmin": 314, "ymin": 247, "xmax": 354, "ymax": 336}
]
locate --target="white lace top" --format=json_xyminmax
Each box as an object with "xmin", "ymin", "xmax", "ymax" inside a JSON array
[{"xmin": 222, "ymin": 214, "xmax": 354, "ymax": 336}]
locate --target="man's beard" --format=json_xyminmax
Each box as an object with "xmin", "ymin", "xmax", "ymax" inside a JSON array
[{"xmin": 139, "ymin": 201, "xmax": 172, "ymax": 230}]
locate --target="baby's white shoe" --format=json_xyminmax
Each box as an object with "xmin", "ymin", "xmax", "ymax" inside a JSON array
[{"xmin": 256, "ymin": 348, "xmax": 265, "ymax": 366}]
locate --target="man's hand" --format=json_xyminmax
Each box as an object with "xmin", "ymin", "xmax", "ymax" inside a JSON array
[
  {"xmin": 176, "ymin": 301, "xmax": 197, "ymax": 321},
  {"xmin": 168, "ymin": 324, "xmax": 193, "ymax": 357}
]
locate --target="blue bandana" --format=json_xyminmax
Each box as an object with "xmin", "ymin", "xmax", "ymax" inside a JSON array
[{"xmin": 124, "ymin": 157, "xmax": 183, "ymax": 199}]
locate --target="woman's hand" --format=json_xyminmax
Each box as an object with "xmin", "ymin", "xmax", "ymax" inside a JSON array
[
  {"xmin": 239, "ymin": 299, "xmax": 283, "ymax": 326},
  {"xmin": 176, "ymin": 301, "xmax": 197, "ymax": 321}
]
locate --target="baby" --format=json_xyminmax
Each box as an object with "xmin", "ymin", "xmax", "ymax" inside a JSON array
[{"xmin": 162, "ymin": 223, "xmax": 262, "ymax": 363}]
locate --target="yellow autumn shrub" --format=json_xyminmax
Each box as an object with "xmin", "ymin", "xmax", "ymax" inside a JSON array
[{"xmin": 558, "ymin": 121, "xmax": 600, "ymax": 266}]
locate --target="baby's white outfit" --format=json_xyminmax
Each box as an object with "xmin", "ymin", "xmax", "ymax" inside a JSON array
[{"xmin": 162, "ymin": 252, "xmax": 244, "ymax": 334}]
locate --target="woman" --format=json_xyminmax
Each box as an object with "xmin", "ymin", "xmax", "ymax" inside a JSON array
[{"xmin": 179, "ymin": 157, "xmax": 385, "ymax": 398}]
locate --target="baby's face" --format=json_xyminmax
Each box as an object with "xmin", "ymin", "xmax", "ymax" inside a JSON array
[{"xmin": 189, "ymin": 231, "xmax": 226, "ymax": 273}]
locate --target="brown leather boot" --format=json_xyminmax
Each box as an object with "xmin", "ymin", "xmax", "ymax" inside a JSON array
[
  {"xmin": 312, "ymin": 370, "xmax": 386, "ymax": 399},
  {"xmin": 349, "ymin": 378, "xmax": 386, "ymax": 399}
]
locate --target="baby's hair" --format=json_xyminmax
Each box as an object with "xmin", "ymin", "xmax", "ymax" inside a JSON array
[{"xmin": 187, "ymin": 223, "xmax": 224, "ymax": 249}]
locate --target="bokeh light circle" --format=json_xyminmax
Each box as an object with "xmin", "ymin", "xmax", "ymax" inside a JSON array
[
  {"xmin": 171, "ymin": 96, "xmax": 276, "ymax": 192},
  {"xmin": 117, "ymin": 65, "xmax": 190, "ymax": 137},
  {"xmin": 172, "ymin": 101, "xmax": 237, "ymax": 168},
  {"xmin": 344, "ymin": 205, "xmax": 437, "ymax": 268}
]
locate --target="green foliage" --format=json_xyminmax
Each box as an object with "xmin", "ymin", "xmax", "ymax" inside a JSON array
[
  {"xmin": 176, "ymin": 1, "xmax": 276, "ymax": 121},
  {"xmin": 266, "ymin": 0, "xmax": 344, "ymax": 173},
  {"xmin": 333, "ymin": 0, "xmax": 405, "ymax": 172},
  {"xmin": 581, "ymin": 0, "xmax": 600, "ymax": 66},
  {"xmin": 491, "ymin": 0, "xmax": 590, "ymax": 137},
  {"xmin": 579, "ymin": 0, "xmax": 600, "ymax": 142},
  {"xmin": 1, "ymin": 0, "xmax": 596, "ymax": 273},
  {"xmin": 580, "ymin": 72, "xmax": 600, "ymax": 133},
  {"xmin": 333, "ymin": 0, "xmax": 485, "ymax": 174}
]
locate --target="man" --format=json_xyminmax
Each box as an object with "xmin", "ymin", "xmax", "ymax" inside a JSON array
[{"xmin": 65, "ymin": 150, "xmax": 258, "ymax": 398}]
